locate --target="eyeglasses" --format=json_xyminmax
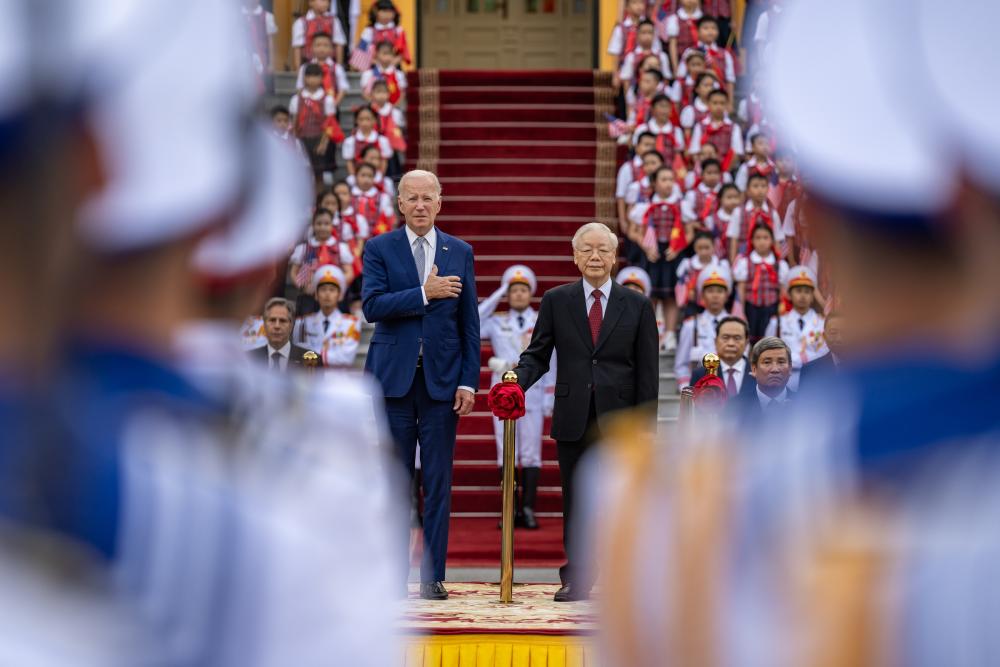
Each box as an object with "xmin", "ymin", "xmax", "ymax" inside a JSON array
[{"xmin": 575, "ymin": 246, "xmax": 615, "ymax": 257}]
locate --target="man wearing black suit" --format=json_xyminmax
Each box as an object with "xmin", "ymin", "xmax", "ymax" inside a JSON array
[
  {"xmin": 799, "ymin": 311, "xmax": 845, "ymax": 389},
  {"xmin": 731, "ymin": 336, "xmax": 794, "ymax": 419},
  {"xmin": 515, "ymin": 222, "xmax": 659, "ymax": 602},
  {"xmin": 690, "ymin": 316, "xmax": 756, "ymax": 400},
  {"xmin": 248, "ymin": 297, "xmax": 321, "ymax": 371}
]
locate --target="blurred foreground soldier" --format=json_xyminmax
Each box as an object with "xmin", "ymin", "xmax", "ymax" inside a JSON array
[
  {"xmin": 0, "ymin": 1, "xmax": 151, "ymax": 662},
  {"xmin": 592, "ymin": 1, "xmax": 1000, "ymax": 665},
  {"xmin": 174, "ymin": 124, "xmax": 401, "ymax": 666},
  {"xmin": 479, "ymin": 264, "xmax": 554, "ymax": 530}
]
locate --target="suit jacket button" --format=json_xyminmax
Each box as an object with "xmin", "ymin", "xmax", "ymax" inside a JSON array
[
  {"xmin": 418, "ymin": 337, "xmax": 423, "ymax": 343},
  {"xmin": 592, "ymin": 359, "xmax": 597, "ymax": 365}
]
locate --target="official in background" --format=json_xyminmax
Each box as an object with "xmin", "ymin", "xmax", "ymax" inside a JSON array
[
  {"xmin": 515, "ymin": 222, "xmax": 659, "ymax": 601},
  {"xmin": 362, "ymin": 169, "xmax": 480, "ymax": 600},
  {"xmin": 732, "ymin": 336, "xmax": 793, "ymax": 420},
  {"xmin": 248, "ymin": 297, "xmax": 321, "ymax": 371}
]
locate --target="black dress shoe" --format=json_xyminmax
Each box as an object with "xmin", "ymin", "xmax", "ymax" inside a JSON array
[
  {"xmin": 521, "ymin": 507, "xmax": 539, "ymax": 530},
  {"xmin": 553, "ymin": 584, "xmax": 590, "ymax": 602},
  {"xmin": 419, "ymin": 581, "xmax": 449, "ymax": 600}
]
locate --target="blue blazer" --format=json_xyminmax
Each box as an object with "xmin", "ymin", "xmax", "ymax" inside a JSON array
[{"xmin": 362, "ymin": 227, "xmax": 481, "ymax": 401}]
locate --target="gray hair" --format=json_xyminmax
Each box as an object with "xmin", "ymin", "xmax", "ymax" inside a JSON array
[
  {"xmin": 571, "ymin": 222, "xmax": 619, "ymax": 252},
  {"xmin": 398, "ymin": 169, "xmax": 442, "ymax": 198},
  {"xmin": 263, "ymin": 297, "xmax": 295, "ymax": 320},
  {"xmin": 750, "ymin": 336, "xmax": 791, "ymax": 367}
]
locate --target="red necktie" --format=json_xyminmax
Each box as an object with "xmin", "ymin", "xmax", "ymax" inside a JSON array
[
  {"xmin": 726, "ymin": 367, "xmax": 737, "ymax": 397},
  {"xmin": 588, "ymin": 290, "xmax": 603, "ymax": 345}
]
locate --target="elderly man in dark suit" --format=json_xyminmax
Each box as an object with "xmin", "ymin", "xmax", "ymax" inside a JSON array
[
  {"xmin": 248, "ymin": 297, "xmax": 319, "ymax": 371},
  {"xmin": 690, "ymin": 316, "xmax": 756, "ymax": 399},
  {"xmin": 514, "ymin": 222, "xmax": 659, "ymax": 602},
  {"xmin": 731, "ymin": 336, "xmax": 795, "ymax": 420}
]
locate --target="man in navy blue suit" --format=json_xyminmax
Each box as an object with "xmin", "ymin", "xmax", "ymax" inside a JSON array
[{"xmin": 362, "ymin": 170, "xmax": 480, "ymax": 600}]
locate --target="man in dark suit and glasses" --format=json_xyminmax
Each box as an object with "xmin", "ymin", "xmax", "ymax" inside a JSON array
[
  {"xmin": 248, "ymin": 297, "xmax": 320, "ymax": 371},
  {"xmin": 690, "ymin": 316, "xmax": 757, "ymax": 400},
  {"xmin": 514, "ymin": 222, "xmax": 659, "ymax": 602}
]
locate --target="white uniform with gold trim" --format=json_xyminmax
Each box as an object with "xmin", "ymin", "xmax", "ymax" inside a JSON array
[
  {"xmin": 294, "ymin": 310, "xmax": 361, "ymax": 367},
  {"xmin": 765, "ymin": 308, "xmax": 827, "ymax": 369},
  {"xmin": 240, "ymin": 316, "xmax": 266, "ymax": 351},
  {"xmin": 479, "ymin": 282, "xmax": 554, "ymax": 468},
  {"xmin": 674, "ymin": 308, "xmax": 729, "ymax": 389}
]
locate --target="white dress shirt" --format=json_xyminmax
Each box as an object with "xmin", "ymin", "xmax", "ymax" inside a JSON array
[
  {"xmin": 756, "ymin": 385, "xmax": 789, "ymax": 409},
  {"xmin": 267, "ymin": 341, "xmax": 291, "ymax": 371},
  {"xmin": 584, "ymin": 278, "xmax": 613, "ymax": 318},
  {"xmin": 720, "ymin": 357, "xmax": 747, "ymax": 392}
]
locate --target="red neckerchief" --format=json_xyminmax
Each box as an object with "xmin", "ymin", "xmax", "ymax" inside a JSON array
[
  {"xmin": 643, "ymin": 200, "xmax": 683, "ymax": 248},
  {"xmin": 353, "ymin": 191, "xmax": 379, "ymax": 222},
  {"xmin": 697, "ymin": 186, "xmax": 718, "ymax": 220},
  {"xmin": 744, "ymin": 204, "xmax": 773, "ymax": 253},
  {"xmin": 702, "ymin": 118, "xmax": 735, "ymax": 170},
  {"xmin": 634, "ymin": 95, "xmax": 653, "ymax": 127},
  {"xmin": 750, "ymin": 256, "xmax": 778, "ymax": 305},
  {"xmin": 621, "ymin": 17, "xmax": 640, "ymax": 57}
]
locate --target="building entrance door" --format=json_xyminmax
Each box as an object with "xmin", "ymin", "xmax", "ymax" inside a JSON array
[{"xmin": 421, "ymin": 0, "xmax": 594, "ymax": 69}]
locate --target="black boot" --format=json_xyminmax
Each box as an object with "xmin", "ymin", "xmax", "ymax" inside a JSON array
[
  {"xmin": 410, "ymin": 470, "xmax": 422, "ymax": 528},
  {"xmin": 521, "ymin": 467, "xmax": 541, "ymax": 530},
  {"xmin": 497, "ymin": 466, "xmax": 525, "ymax": 528}
]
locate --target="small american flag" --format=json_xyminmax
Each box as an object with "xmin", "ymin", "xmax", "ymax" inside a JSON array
[
  {"xmin": 605, "ymin": 113, "xmax": 628, "ymax": 139},
  {"xmin": 641, "ymin": 222, "xmax": 657, "ymax": 252},
  {"xmin": 349, "ymin": 39, "xmax": 373, "ymax": 72},
  {"xmin": 295, "ymin": 262, "xmax": 314, "ymax": 288}
]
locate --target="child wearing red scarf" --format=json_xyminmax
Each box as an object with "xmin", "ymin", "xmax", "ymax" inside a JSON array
[{"xmin": 733, "ymin": 224, "xmax": 789, "ymax": 343}]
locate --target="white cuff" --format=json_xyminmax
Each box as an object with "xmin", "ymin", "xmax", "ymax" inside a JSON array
[
  {"xmin": 457, "ymin": 385, "xmax": 476, "ymax": 395},
  {"xmin": 421, "ymin": 286, "xmax": 428, "ymax": 306}
]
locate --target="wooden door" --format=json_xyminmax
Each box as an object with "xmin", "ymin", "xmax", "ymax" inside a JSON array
[{"xmin": 421, "ymin": 0, "xmax": 594, "ymax": 69}]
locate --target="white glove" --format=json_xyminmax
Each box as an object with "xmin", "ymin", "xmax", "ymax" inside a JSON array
[{"xmin": 488, "ymin": 356, "xmax": 513, "ymax": 374}]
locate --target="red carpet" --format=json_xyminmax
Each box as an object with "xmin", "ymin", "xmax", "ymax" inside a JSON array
[{"xmin": 407, "ymin": 70, "xmax": 617, "ymax": 566}]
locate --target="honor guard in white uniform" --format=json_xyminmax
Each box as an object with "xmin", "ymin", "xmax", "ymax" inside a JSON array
[
  {"xmin": 240, "ymin": 316, "xmax": 267, "ymax": 350},
  {"xmin": 764, "ymin": 265, "xmax": 827, "ymax": 390},
  {"xmin": 674, "ymin": 263, "xmax": 733, "ymax": 388},
  {"xmin": 293, "ymin": 265, "xmax": 361, "ymax": 367},
  {"xmin": 479, "ymin": 264, "xmax": 554, "ymax": 529}
]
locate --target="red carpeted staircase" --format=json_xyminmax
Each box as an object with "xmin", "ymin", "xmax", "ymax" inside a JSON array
[{"xmin": 406, "ymin": 70, "xmax": 618, "ymax": 567}]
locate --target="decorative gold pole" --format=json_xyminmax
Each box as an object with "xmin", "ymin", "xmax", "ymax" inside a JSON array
[
  {"xmin": 302, "ymin": 350, "xmax": 320, "ymax": 374},
  {"xmin": 499, "ymin": 370, "xmax": 518, "ymax": 603},
  {"xmin": 702, "ymin": 352, "xmax": 720, "ymax": 376},
  {"xmin": 679, "ymin": 387, "xmax": 695, "ymax": 423}
]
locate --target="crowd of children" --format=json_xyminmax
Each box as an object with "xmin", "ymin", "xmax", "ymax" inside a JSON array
[
  {"xmin": 608, "ymin": 0, "xmax": 826, "ymax": 391},
  {"xmin": 240, "ymin": 0, "xmax": 410, "ymax": 366}
]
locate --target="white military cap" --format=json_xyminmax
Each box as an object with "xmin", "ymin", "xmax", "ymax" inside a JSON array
[
  {"xmin": 193, "ymin": 122, "xmax": 313, "ymax": 280},
  {"xmin": 697, "ymin": 263, "xmax": 733, "ymax": 293},
  {"xmin": 77, "ymin": 0, "xmax": 256, "ymax": 252},
  {"xmin": 502, "ymin": 264, "xmax": 537, "ymax": 295},
  {"xmin": 765, "ymin": 0, "xmax": 958, "ymax": 217},
  {"xmin": 312, "ymin": 264, "xmax": 347, "ymax": 294},
  {"xmin": 616, "ymin": 266, "xmax": 652, "ymax": 297},
  {"xmin": 784, "ymin": 265, "xmax": 817, "ymax": 291}
]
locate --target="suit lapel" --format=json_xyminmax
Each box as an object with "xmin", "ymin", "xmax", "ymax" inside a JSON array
[
  {"xmin": 567, "ymin": 280, "xmax": 594, "ymax": 351},
  {"xmin": 433, "ymin": 229, "xmax": 454, "ymax": 276},
  {"xmin": 390, "ymin": 227, "xmax": 422, "ymax": 287},
  {"xmin": 594, "ymin": 282, "xmax": 626, "ymax": 353}
]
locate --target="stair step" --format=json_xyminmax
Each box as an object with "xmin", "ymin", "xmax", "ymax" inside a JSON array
[
  {"xmin": 435, "ymin": 124, "xmax": 600, "ymax": 142},
  {"xmin": 452, "ymin": 463, "xmax": 562, "ymax": 486},
  {"xmin": 451, "ymin": 488, "xmax": 563, "ymax": 513}
]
